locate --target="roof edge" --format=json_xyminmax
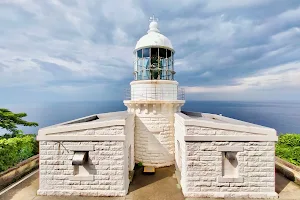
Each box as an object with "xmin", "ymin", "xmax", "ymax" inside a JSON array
[
  {"xmin": 37, "ymin": 111, "xmax": 132, "ymax": 139},
  {"xmin": 37, "ymin": 119, "xmax": 126, "ymax": 137},
  {"xmin": 184, "ymin": 135, "xmax": 278, "ymax": 142},
  {"xmin": 175, "ymin": 112, "xmax": 277, "ymax": 136}
]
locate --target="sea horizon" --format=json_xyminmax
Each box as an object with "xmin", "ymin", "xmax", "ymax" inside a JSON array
[{"xmin": 1, "ymin": 100, "xmax": 300, "ymax": 135}]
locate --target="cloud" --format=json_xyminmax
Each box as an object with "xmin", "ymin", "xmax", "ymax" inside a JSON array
[
  {"xmin": 203, "ymin": 0, "xmax": 272, "ymax": 12},
  {"xmin": 278, "ymin": 5, "xmax": 300, "ymax": 22},
  {"xmin": 0, "ymin": 0, "xmax": 300, "ymax": 103},
  {"xmin": 185, "ymin": 61, "xmax": 300, "ymax": 93},
  {"xmin": 271, "ymin": 27, "xmax": 300, "ymax": 43}
]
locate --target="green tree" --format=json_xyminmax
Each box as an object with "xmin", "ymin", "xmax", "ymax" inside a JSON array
[{"xmin": 0, "ymin": 108, "xmax": 38, "ymax": 138}]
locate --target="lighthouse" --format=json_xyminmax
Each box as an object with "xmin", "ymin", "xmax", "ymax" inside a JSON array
[
  {"xmin": 37, "ymin": 16, "xmax": 278, "ymax": 198},
  {"xmin": 124, "ymin": 16, "xmax": 185, "ymax": 167}
]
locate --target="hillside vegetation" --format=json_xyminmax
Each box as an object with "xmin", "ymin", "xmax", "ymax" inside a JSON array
[
  {"xmin": 276, "ymin": 134, "xmax": 300, "ymax": 166},
  {"xmin": 0, "ymin": 134, "xmax": 38, "ymax": 172}
]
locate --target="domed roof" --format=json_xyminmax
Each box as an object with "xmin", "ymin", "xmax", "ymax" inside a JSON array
[{"xmin": 134, "ymin": 19, "xmax": 174, "ymax": 52}]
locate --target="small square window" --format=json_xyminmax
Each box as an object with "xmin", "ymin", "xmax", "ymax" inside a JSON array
[
  {"xmin": 72, "ymin": 151, "xmax": 89, "ymax": 176},
  {"xmin": 217, "ymin": 146, "xmax": 244, "ymax": 183},
  {"xmin": 69, "ymin": 149, "xmax": 95, "ymax": 181},
  {"xmin": 222, "ymin": 152, "xmax": 238, "ymax": 178}
]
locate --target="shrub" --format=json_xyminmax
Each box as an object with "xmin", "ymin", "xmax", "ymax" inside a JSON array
[
  {"xmin": 277, "ymin": 134, "xmax": 300, "ymax": 147},
  {"xmin": 276, "ymin": 134, "xmax": 300, "ymax": 166},
  {"xmin": 0, "ymin": 134, "xmax": 38, "ymax": 172}
]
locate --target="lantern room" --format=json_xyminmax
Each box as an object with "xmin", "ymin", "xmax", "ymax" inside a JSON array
[{"xmin": 133, "ymin": 17, "xmax": 175, "ymax": 81}]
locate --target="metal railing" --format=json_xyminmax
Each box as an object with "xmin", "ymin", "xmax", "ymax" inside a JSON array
[{"xmin": 124, "ymin": 87, "xmax": 185, "ymax": 100}]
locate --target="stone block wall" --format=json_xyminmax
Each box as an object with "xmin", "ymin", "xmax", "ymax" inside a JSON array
[
  {"xmin": 174, "ymin": 113, "xmax": 278, "ymax": 199},
  {"xmin": 183, "ymin": 141, "xmax": 277, "ymax": 199},
  {"xmin": 38, "ymin": 124, "xmax": 131, "ymax": 197}
]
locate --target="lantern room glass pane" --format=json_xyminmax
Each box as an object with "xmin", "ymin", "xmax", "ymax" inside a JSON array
[
  {"xmin": 135, "ymin": 47, "xmax": 174, "ymax": 80},
  {"xmin": 137, "ymin": 58, "xmax": 143, "ymax": 80},
  {"xmin": 150, "ymin": 48, "xmax": 159, "ymax": 80},
  {"xmin": 159, "ymin": 48, "xmax": 166, "ymax": 58},
  {"xmin": 137, "ymin": 49, "xmax": 143, "ymax": 58},
  {"xmin": 151, "ymin": 48, "xmax": 158, "ymax": 57},
  {"xmin": 143, "ymin": 48, "xmax": 150, "ymax": 57},
  {"xmin": 167, "ymin": 49, "xmax": 172, "ymax": 58},
  {"xmin": 143, "ymin": 58, "xmax": 150, "ymax": 79}
]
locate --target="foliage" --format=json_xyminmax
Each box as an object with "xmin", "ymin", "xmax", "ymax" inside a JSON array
[
  {"xmin": 276, "ymin": 134, "xmax": 300, "ymax": 166},
  {"xmin": 0, "ymin": 108, "xmax": 38, "ymax": 137},
  {"xmin": 137, "ymin": 162, "xmax": 143, "ymax": 167},
  {"xmin": 0, "ymin": 130, "xmax": 25, "ymax": 139},
  {"xmin": 0, "ymin": 134, "xmax": 38, "ymax": 172}
]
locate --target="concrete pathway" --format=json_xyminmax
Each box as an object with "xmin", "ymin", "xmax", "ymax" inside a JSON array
[
  {"xmin": 0, "ymin": 166, "xmax": 300, "ymax": 200},
  {"xmin": 275, "ymin": 172, "xmax": 300, "ymax": 200}
]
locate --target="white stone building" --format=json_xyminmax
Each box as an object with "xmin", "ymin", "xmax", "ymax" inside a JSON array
[
  {"xmin": 37, "ymin": 18, "xmax": 278, "ymax": 198},
  {"xmin": 175, "ymin": 111, "xmax": 278, "ymax": 198}
]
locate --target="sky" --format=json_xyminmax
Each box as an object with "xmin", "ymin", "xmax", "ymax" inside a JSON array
[{"xmin": 0, "ymin": 0, "xmax": 300, "ymax": 104}]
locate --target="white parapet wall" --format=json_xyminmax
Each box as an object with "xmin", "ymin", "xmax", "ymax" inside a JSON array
[
  {"xmin": 130, "ymin": 80, "xmax": 179, "ymax": 101},
  {"xmin": 174, "ymin": 112, "xmax": 278, "ymax": 199},
  {"xmin": 36, "ymin": 111, "xmax": 134, "ymax": 197}
]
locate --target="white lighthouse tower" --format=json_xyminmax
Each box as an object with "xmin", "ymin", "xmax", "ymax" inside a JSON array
[{"xmin": 124, "ymin": 16, "xmax": 185, "ymax": 167}]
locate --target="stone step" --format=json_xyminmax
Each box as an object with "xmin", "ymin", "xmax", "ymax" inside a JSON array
[{"xmin": 143, "ymin": 166, "xmax": 155, "ymax": 174}]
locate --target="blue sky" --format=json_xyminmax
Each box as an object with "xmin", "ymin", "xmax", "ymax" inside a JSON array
[{"xmin": 0, "ymin": 0, "xmax": 300, "ymax": 104}]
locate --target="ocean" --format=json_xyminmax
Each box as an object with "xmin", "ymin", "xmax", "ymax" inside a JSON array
[{"xmin": 1, "ymin": 101, "xmax": 300, "ymax": 135}]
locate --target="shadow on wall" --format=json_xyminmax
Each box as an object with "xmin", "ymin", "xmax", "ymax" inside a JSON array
[{"xmin": 135, "ymin": 118, "xmax": 173, "ymax": 163}]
